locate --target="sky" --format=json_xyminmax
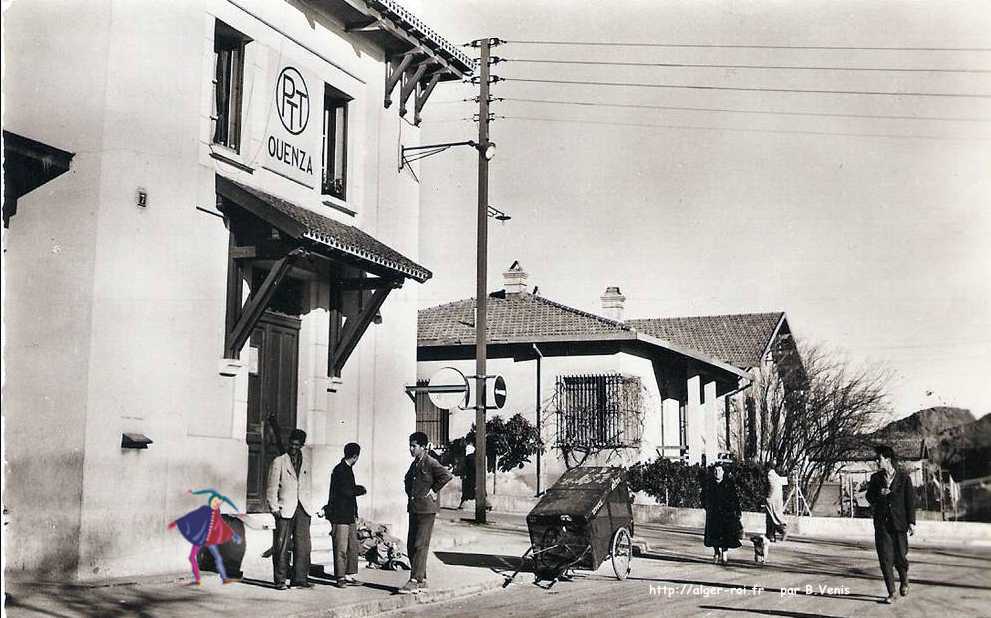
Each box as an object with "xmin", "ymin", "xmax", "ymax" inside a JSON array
[{"xmin": 406, "ymin": 1, "xmax": 991, "ymax": 421}]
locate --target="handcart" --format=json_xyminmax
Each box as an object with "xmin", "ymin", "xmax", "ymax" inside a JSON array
[{"xmin": 504, "ymin": 467, "xmax": 634, "ymax": 587}]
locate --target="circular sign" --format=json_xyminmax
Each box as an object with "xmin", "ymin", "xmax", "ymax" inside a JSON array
[
  {"xmin": 491, "ymin": 375, "xmax": 507, "ymax": 409},
  {"xmin": 428, "ymin": 367, "xmax": 469, "ymax": 410},
  {"xmin": 275, "ymin": 67, "xmax": 310, "ymax": 135}
]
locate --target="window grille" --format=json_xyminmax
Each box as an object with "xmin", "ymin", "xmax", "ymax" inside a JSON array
[
  {"xmin": 414, "ymin": 379, "xmax": 450, "ymax": 448},
  {"xmin": 555, "ymin": 373, "xmax": 643, "ymax": 449}
]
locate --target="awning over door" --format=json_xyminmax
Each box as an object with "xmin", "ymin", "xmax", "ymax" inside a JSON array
[
  {"xmin": 216, "ymin": 175, "xmax": 431, "ymax": 282},
  {"xmin": 216, "ymin": 174, "xmax": 430, "ymax": 377}
]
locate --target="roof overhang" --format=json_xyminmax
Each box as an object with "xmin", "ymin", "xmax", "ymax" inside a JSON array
[
  {"xmin": 316, "ymin": 0, "xmax": 474, "ymax": 80},
  {"xmin": 3, "ymin": 130, "xmax": 74, "ymax": 227},
  {"xmin": 418, "ymin": 330, "xmax": 750, "ymax": 397},
  {"xmin": 216, "ymin": 175, "xmax": 431, "ymax": 282}
]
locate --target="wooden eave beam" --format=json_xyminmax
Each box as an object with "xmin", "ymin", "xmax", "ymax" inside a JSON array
[{"xmin": 336, "ymin": 276, "xmax": 404, "ymax": 290}]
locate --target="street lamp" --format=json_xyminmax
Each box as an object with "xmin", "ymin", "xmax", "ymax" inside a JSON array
[{"xmin": 400, "ymin": 140, "xmax": 495, "ymax": 173}]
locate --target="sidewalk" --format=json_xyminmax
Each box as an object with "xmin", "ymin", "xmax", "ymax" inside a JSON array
[{"xmin": 4, "ymin": 513, "xmax": 522, "ymax": 618}]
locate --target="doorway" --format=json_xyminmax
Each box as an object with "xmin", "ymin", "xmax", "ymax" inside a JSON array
[{"xmin": 245, "ymin": 312, "xmax": 300, "ymax": 513}]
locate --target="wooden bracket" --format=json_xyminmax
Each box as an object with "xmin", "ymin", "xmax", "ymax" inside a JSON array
[
  {"xmin": 399, "ymin": 61, "xmax": 430, "ymax": 117},
  {"xmin": 414, "ymin": 71, "xmax": 444, "ymax": 126},
  {"xmin": 225, "ymin": 249, "xmax": 302, "ymax": 358},
  {"xmin": 384, "ymin": 54, "xmax": 415, "ymax": 109},
  {"xmin": 328, "ymin": 286, "xmax": 393, "ymax": 377}
]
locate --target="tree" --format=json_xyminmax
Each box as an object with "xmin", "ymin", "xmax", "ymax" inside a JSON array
[
  {"xmin": 734, "ymin": 342, "xmax": 890, "ymax": 508},
  {"xmin": 466, "ymin": 413, "xmax": 543, "ymax": 489}
]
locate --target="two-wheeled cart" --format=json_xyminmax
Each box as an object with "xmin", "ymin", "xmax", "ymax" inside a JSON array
[{"xmin": 504, "ymin": 467, "xmax": 634, "ymax": 587}]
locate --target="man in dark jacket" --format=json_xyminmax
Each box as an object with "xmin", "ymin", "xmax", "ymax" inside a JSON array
[
  {"xmin": 325, "ymin": 442, "xmax": 366, "ymax": 588},
  {"xmin": 866, "ymin": 444, "xmax": 916, "ymax": 604},
  {"xmin": 397, "ymin": 432, "xmax": 452, "ymax": 594}
]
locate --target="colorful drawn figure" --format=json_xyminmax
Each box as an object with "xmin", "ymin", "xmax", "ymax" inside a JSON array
[{"xmin": 168, "ymin": 489, "xmax": 243, "ymax": 584}]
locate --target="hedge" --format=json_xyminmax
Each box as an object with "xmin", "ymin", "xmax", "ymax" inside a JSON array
[{"xmin": 628, "ymin": 458, "xmax": 770, "ymax": 512}]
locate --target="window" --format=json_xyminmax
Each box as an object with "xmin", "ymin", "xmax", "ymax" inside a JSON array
[
  {"xmin": 322, "ymin": 85, "xmax": 350, "ymax": 200},
  {"xmin": 555, "ymin": 373, "xmax": 643, "ymax": 449},
  {"xmin": 213, "ymin": 21, "xmax": 248, "ymax": 151},
  {"xmin": 414, "ymin": 379, "xmax": 450, "ymax": 448}
]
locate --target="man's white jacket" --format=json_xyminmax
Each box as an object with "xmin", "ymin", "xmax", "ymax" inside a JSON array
[{"xmin": 267, "ymin": 451, "xmax": 316, "ymax": 518}]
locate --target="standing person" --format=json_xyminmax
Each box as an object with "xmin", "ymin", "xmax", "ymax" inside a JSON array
[
  {"xmin": 765, "ymin": 461, "xmax": 789, "ymax": 542},
  {"xmin": 457, "ymin": 442, "xmax": 475, "ymax": 510},
  {"xmin": 325, "ymin": 442, "xmax": 366, "ymax": 589},
  {"xmin": 702, "ymin": 463, "xmax": 743, "ymax": 565},
  {"xmin": 267, "ymin": 429, "xmax": 316, "ymax": 590},
  {"xmin": 866, "ymin": 445, "xmax": 916, "ymax": 604},
  {"xmin": 398, "ymin": 432, "xmax": 452, "ymax": 594}
]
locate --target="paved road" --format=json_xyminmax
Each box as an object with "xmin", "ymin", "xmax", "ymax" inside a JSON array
[{"xmin": 391, "ymin": 517, "xmax": 991, "ymax": 618}]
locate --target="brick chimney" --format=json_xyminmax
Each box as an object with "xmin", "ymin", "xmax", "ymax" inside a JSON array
[
  {"xmin": 600, "ymin": 286, "xmax": 626, "ymax": 322},
  {"xmin": 503, "ymin": 260, "xmax": 529, "ymax": 296}
]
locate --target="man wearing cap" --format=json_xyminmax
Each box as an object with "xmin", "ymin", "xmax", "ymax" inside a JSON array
[
  {"xmin": 397, "ymin": 432, "xmax": 452, "ymax": 594},
  {"xmin": 267, "ymin": 428, "xmax": 316, "ymax": 590}
]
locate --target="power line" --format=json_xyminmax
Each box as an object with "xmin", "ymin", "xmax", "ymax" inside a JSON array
[
  {"xmin": 503, "ymin": 40, "xmax": 991, "ymax": 52},
  {"xmin": 499, "ymin": 115, "xmax": 990, "ymax": 141},
  {"xmin": 506, "ymin": 57, "xmax": 991, "ymax": 74},
  {"xmin": 500, "ymin": 97, "xmax": 991, "ymax": 123},
  {"xmin": 504, "ymin": 77, "xmax": 991, "ymax": 99}
]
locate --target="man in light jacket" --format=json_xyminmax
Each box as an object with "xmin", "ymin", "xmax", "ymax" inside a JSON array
[
  {"xmin": 267, "ymin": 429, "xmax": 316, "ymax": 589},
  {"xmin": 397, "ymin": 432, "xmax": 452, "ymax": 594}
]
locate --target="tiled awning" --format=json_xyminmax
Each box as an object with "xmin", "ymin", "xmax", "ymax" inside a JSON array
[{"xmin": 216, "ymin": 175, "xmax": 431, "ymax": 283}]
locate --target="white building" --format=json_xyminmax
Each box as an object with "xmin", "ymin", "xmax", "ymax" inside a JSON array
[
  {"xmin": 3, "ymin": 0, "xmax": 471, "ymax": 582},
  {"xmin": 416, "ymin": 263, "xmax": 752, "ymax": 496}
]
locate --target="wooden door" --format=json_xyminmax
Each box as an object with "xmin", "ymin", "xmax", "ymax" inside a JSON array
[{"xmin": 245, "ymin": 313, "xmax": 300, "ymax": 512}]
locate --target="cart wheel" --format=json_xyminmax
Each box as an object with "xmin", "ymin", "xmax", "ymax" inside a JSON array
[{"xmin": 611, "ymin": 527, "xmax": 632, "ymax": 580}]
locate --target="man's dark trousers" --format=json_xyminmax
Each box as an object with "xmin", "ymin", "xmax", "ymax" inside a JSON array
[
  {"xmin": 875, "ymin": 519, "xmax": 909, "ymax": 595},
  {"xmin": 407, "ymin": 513, "xmax": 436, "ymax": 582},
  {"xmin": 273, "ymin": 503, "xmax": 311, "ymax": 585}
]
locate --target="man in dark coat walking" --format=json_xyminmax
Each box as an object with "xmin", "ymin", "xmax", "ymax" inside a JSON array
[
  {"xmin": 866, "ymin": 444, "xmax": 916, "ymax": 604},
  {"xmin": 397, "ymin": 432, "xmax": 452, "ymax": 594},
  {"xmin": 325, "ymin": 442, "xmax": 366, "ymax": 588}
]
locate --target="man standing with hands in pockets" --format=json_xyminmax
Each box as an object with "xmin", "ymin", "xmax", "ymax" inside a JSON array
[
  {"xmin": 398, "ymin": 432, "xmax": 452, "ymax": 594},
  {"xmin": 866, "ymin": 444, "xmax": 916, "ymax": 604}
]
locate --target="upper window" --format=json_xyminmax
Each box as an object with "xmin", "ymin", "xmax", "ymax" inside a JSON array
[
  {"xmin": 213, "ymin": 21, "xmax": 248, "ymax": 152},
  {"xmin": 322, "ymin": 85, "xmax": 351, "ymax": 200}
]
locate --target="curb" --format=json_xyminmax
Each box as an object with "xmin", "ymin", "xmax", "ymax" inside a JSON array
[{"xmin": 289, "ymin": 578, "xmax": 505, "ymax": 618}]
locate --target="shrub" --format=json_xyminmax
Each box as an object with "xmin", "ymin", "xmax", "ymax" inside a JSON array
[{"xmin": 628, "ymin": 458, "xmax": 769, "ymax": 511}]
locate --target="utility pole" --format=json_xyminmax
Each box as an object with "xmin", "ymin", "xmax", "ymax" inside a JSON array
[{"xmin": 473, "ymin": 36, "xmax": 497, "ymax": 524}]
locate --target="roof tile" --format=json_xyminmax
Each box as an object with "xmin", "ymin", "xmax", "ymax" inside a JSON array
[{"xmin": 627, "ymin": 313, "xmax": 784, "ymax": 368}]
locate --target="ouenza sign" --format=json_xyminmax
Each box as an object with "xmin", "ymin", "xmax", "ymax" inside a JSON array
[{"xmin": 263, "ymin": 61, "xmax": 320, "ymax": 188}]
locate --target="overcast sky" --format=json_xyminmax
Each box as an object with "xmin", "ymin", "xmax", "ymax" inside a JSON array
[{"xmin": 407, "ymin": 1, "xmax": 991, "ymax": 420}]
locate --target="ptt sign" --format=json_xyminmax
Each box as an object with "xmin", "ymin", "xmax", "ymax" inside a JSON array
[
  {"xmin": 276, "ymin": 67, "xmax": 309, "ymax": 135},
  {"xmin": 263, "ymin": 60, "xmax": 319, "ymax": 187}
]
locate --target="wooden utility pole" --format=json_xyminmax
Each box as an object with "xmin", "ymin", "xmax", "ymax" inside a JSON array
[{"xmin": 474, "ymin": 36, "xmax": 496, "ymax": 524}]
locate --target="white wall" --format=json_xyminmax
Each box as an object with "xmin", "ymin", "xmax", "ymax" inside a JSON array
[{"xmin": 4, "ymin": 0, "xmax": 429, "ymax": 580}]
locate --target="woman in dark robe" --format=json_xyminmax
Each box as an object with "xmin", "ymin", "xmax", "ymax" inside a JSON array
[{"xmin": 702, "ymin": 464, "xmax": 743, "ymax": 565}]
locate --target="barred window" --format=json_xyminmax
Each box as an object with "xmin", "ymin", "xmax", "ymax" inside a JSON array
[
  {"xmin": 414, "ymin": 379, "xmax": 450, "ymax": 448},
  {"xmin": 555, "ymin": 373, "xmax": 643, "ymax": 449},
  {"xmin": 213, "ymin": 21, "xmax": 249, "ymax": 151}
]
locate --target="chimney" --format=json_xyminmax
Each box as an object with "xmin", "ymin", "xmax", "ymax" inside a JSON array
[
  {"xmin": 600, "ymin": 286, "xmax": 626, "ymax": 322},
  {"xmin": 503, "ymin": 260, "xmax": 529, "ymax": 296}
]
